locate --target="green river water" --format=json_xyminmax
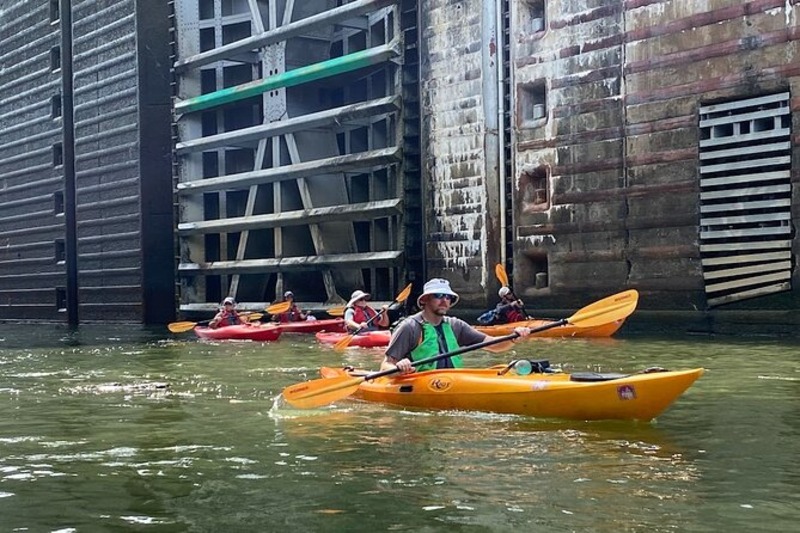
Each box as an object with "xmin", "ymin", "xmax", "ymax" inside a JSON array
[{"xmin": 0, "ymin": 323, "xmax": 798, "ymax": 532}]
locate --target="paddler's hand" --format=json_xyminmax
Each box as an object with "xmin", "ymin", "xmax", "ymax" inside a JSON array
[
  {"xmin": 513, "ymin": 326, "xmax": 531, "ymax": 339},
  {"xmin": 395, "ymin": 358, "xmax": 415, "ymax": 374}
]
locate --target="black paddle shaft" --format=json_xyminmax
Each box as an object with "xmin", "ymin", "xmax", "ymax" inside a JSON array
[{"xmin": 364, "ymin": 318, "xmax": 569, "ymax": 381}]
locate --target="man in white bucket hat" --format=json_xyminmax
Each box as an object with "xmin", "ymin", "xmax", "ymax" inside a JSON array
[
  {"xmin": 382, "ymin": 278, "xmax": 530, "ymax": 373},
  {"xmin": 343, "ymin": 289, "xmax": 389, "ymax": 333}
]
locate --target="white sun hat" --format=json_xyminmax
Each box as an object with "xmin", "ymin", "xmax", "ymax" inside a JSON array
[
  {"xmin": 417, "ymin": 278, "xmax": 459, "ymax": 308},
  {"xmin": 346, "ymin": 290, "xmax": 371, "ymax": 308},
  {"xmin": 498, "ymin": 286, "xmax": 511, "ymax": 298}
]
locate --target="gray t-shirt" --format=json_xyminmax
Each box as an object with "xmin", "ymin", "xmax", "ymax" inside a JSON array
[{"xmin": 384, "ymin": 312, "xmax": 487, "ymax": 362}]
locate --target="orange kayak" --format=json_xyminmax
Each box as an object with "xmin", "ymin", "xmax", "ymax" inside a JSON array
[
  {"xmin": 194, "ymin": 323, "xmax": 282, "ymax": 341},
  {"xmin": 319, "ymin": 365, "xmax": 703, "ymax": 421},
  {"xmin": 475, "ymin": 317, "xmax": 625, "ymax": 338}
]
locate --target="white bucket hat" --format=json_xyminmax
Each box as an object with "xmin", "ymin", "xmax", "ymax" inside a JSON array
[
  {"xmin": 417, "ymin": 278, "xmax": 459, "ymax": 308},
  {"xmin": 498, "ymin": 286, "xmax": 512, "ymax": 298},
  {"xmin": 346, "ymin": 290, "xmax": 370, "ymax": 308}
]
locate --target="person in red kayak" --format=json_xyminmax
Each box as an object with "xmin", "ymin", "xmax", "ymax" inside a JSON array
[
  {"xmin": 209, "ymin": 297, "xmax": 246, "ymax": 329},
  {"xmin": 381, "ymin": 278, "xmax": 530, "ymax": 373},
  {"xmin": 274, "ymin": 291, "xmax": 314, "ymax": 322},
  {"xmin": 344, "ymin": 290, "xmax": 389, "ymax": 333}
]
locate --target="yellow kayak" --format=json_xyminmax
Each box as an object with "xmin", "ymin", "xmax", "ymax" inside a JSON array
[
  {"xmin": 475, "ymin": 317, "xmax": 626, "ymax": 338},
  {"xmin": 319, "ymin": 365, "xmax": 703, "ymax": 421}
]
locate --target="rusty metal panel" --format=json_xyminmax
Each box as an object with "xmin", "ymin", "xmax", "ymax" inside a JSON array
[{"xmin": 494, "ymin": 0, "xmax": 800, "ymax": 311}]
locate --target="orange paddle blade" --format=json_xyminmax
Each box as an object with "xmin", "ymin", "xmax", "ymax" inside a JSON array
[
  {"xmin": 327, "ymin": 306, "xmax": 346, "ymax": 317},
  {"xmin": 168, "ymin": 321, "xmax": 198, "ymax": 333},
  {"xmin": 283, "ymin": 374, "xmax": 364, "ymax": 409},
  {"xmin": 566, "ymin": 289, "xmax": 639, "ymax": 329},
  {"xmin": 495, "ymin": 263, "xmax": 509, "ymax": 287},
  {"xmin": 332, "ymin": 333, "xmax": 356, "ymax": 351},
  {"xmin": 396, "ymin": 283, "xmax": 413, "ymax": 304},
  {"xmin": 266, "ymin": 300, "xmax": 292, "ymax": 315}
]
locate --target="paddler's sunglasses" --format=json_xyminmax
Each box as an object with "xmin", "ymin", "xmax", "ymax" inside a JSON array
[{"xmin": 431, "ymin": 293, "xmax": 454, "ymax": 301}]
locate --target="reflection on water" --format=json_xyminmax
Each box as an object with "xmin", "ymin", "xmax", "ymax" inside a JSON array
[{"xmin": 0, "ymin": 325, "xmax": 799, "ymax": 531}]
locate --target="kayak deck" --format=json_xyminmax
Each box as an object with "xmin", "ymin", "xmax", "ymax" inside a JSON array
[
  {"xmin": 194, "ymin": 323, "xmax": 282, "ymax": 341},
  {"xmin": 316, "ymin": 330, "xmax": 391, "ymax": 348},
  {"xmin": 319, "ymin": 366, "xmax": 703, "ymax": 421},
  {"xmin": 277, "ymin": 318, "xmax": 345, "ymax": 334}
]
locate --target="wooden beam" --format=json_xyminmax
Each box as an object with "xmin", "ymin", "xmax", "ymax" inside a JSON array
[
  {"xmin": 179, "ymin": 251, "xmax": 403, "ymax": 274},
  {"xmin": 176, "ymin": 146, "xmax": 400, "ymax": 194},
  {"xmin": 174, "ymin": 0, "xmax": 396, "ymax": 72},
  {"xmin": 175, "ymin": 96, "xmax": 400, "ymax": 155}
]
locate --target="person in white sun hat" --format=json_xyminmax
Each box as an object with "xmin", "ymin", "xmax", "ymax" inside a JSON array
[
  {"xmin": 343, "ymin": 289, "xmax": 389, "ymax": 333},
  {"xmin": 382, "ymin": 278, "xmax": 530, "ymax": 373}
]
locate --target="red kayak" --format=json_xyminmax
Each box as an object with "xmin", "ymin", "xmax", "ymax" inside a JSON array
[
  {"xmin": 315, "ymin": 330, "xmax": 392, "ymax": 348},
  {"xmin": 194, "ymin": 323, "xmax": 282, "ymax": 341},
  {"xmin": 276, "ymin": 318, "xmax": 346, "ymax": 334}
]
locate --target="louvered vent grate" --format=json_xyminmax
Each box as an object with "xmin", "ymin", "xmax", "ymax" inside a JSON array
[{"xmin": 698, "ymin": 92, "xmax": 793, "ymax": 308}]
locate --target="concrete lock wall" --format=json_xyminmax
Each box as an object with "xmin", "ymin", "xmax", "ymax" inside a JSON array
[
  {"xmin": 2, "ymin": 0, "xmax": 799, "ymax": 323},
  {"xmin": 0, "ymin": 0, "xmax": 175, "ymax": 324},
  {"xmin": 420, "ymin": 0, "xmax": 800, "ymax": 312}
]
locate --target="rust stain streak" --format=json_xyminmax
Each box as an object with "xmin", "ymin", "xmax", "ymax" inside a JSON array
[
  {"xmin": 626, "ymin": 27, "xmax": 800, "ymax": 75},
  {"xmin": 626, "ymin": 63, "xmax": 800, "ymax": 105},
  {"xmin": 625, "ymin": 0, "xmax": 788, "ymax": 43}
]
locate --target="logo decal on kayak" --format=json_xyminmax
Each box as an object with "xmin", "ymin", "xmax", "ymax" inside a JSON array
[
  {"xmin": 428, "ymin": 377, "xmax": 453, "ymax": 392},
  {"xmin": 617, "ymin": 384, "xmax": 636, "ymax": 400}
]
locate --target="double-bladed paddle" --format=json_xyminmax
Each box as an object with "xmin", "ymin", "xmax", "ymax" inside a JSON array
[
  {"xmin": 265, "ymin": 300, "xmax": 293, "ymax": 315},
  {"xmin": 332, "ymin": 283, "xmax": 413, "ymax": 351},
  {"xmin": 168, "ymin": 300, "xmax": 293, "ymax": 333},
  {"xmin": 283, "ymin": 289, "xmax": 639, "ymax": 409},
  {"xmin": 167, "ymin": 312, "xmax": 264, "ymax": 333}
]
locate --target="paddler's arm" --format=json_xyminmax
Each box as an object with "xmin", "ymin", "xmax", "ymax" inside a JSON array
[{"xmin": 381, "ymin": 320, "xmax": 418, "ymax": 373}]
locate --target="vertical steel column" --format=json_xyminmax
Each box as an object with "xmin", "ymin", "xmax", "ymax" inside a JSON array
[{"xmin": 60, "ymin": 0, "xmax": 78, "ymax": 325}]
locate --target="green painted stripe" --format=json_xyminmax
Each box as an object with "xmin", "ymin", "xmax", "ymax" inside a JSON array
[{"xmin": 175, "ymin": 41, "xmax": 400, "ymax": 115}]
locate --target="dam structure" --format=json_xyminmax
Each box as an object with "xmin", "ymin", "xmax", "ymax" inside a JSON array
[{"xmin": 1, "ymin": 0, "xmax": 798, "ymax": 324}]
